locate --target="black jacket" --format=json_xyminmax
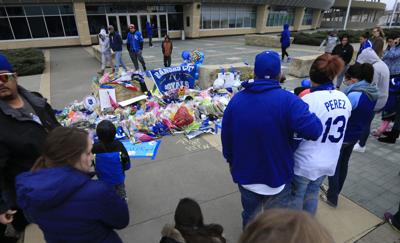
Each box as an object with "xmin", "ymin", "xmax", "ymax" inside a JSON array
[
  {"xmin": 0, "ymin": 86, "xmax": 60, "ymax": 213},
  {"xmin": 332, "ymin": 43, "xmax": 354, "ymax": 65}
]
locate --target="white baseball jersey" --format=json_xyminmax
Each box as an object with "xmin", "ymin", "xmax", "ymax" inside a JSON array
[{"xmin": 294, "ymin": 90, "xmax": 352, "ymax": 180}]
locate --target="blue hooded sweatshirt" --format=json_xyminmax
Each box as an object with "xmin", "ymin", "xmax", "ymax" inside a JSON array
[
  {"xmin": 280, "ymin": 24, "xmax": 291, "ymax": 48},
  {"xmin": 146, "ymin": 22, "xmax": 153, "ymax": 37},
  {"xmin": 127, "ymin": 30, "xmax": 144, "ymax": 53},
  {"xmin": 343, "ymin": 80, "xmax": 379, "ymax": 143},
  {"xmin": 16, "ymin": 166, "xmax": 129, "ymax": 243},
  {"xmin": 221, "ymin": 79, "xmax": 323, "ymax": 188}
]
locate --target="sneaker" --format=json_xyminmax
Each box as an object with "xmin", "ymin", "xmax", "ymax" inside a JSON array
[
  {"xmin": 353, "ymin": 143, "xmax": 366, "ymax": 153},
  {"xmin": 319, "ymin": 194, "xmax": 337, "ymax": 208},
  {"xmin": 384, "ymin": 212, "xmax": 400, "ymax": 232},
  {"xmin": 320, "ymin": 184, "xmax": 329, "ymax": 194}
]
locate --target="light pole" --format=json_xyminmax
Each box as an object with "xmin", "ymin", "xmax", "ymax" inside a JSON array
[
  {"xmin": 343, "ymin": 0, "xmax": 353, "ymax": 30},
  {"xmin": 389, "ymin": 0, "xmax": 399, "ymax": 28}
]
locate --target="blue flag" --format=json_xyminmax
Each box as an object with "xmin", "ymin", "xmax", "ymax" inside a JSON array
[{"xmin": 149, "ymin": 64, "xmax": 197, "ymax": 94}]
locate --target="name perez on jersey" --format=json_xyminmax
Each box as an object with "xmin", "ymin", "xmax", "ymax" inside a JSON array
[{"xmin": 324, "ymin": 99, "xmax": 347, "ymax": 112}]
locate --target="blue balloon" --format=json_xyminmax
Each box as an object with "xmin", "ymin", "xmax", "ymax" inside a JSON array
[
  {"xmin": 182, "ymin": 51, "xmax": 190, "ymax": 61},
  {"xmin": 301, "ymin": 79, "xmax": 311, "ymax": 88}
]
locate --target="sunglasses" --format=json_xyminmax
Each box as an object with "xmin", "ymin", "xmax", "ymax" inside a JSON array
[{"xmin": 0, "ymin": 73, "xmax": 15, "ymax": 83}]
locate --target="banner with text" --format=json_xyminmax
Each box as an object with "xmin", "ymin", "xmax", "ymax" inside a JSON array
[{"xmin": 149, "ymin": 64, "xmax": 197, "ymax": 94}]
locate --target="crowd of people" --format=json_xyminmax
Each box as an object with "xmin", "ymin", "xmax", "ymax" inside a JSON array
[
  {"xmin": 98, "ymin": 23, "xmax": 174, "ymax": 75},
  {"xmin": 0, "ymin": 25, "xmax": 400, "ymax": 243}
]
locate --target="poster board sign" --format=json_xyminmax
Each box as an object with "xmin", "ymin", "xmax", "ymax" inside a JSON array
[
  {"xmin": 148, "ymin": 64, "xmax": 197, "ymax": 94},
  {"xmin": 98, "ymin": 88, "xmax": 117, "ymax": 111},
  {"xmin": 121, "ymin": 140, "xmax": 161, "ymax": 160}
]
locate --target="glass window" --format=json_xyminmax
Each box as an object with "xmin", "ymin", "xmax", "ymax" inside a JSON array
[
  {"xmin": 86, "ymin": 5, "xmax": 106, "ymax": 14},
  {"xmin": 28, "ymin": 17, "xmax": 48, "ymax": 38},
  {"xmin": 168, "ymin": 13, "xmax": 183, "ymax": 30},
  {"xmin": 0, "ymin": 7, "xmax": 6, "ymax": 17},
  {"xmin": 202, "ymin": 7, "xmax": 211, "ymax": 29},
  {"xmin": 0, "ymin": 18, "xmax": 13, "ymax": 40},
  {"xmin": 9, "ymin": 17, "xmax": 31, "ymax": 39},
  {"xmin": 24, "ymin": 6, "xmax": 42, "ymax": 16},
  {"xmin": 6, "ymin": 7, "xmax": 25, "ymax": 16},
  {"xmin": 220, "ymin": 8, "xmax": 228, "ymax": 28},
  {"xmin": 59, "ymin": 5, "xmax": 73, "ymax": 14},
  {"xmin": 211, "ymin": 8, "xmax": 220, "ymax": 29},
  {"xmin": 62, "ymin": 16, "xmax": 78, "ymax": 36},
  {"xmin": 266, "ymin": 6, "xmax": 295, "ymax": 27},
  {"xmin": 244, "ymin": 12, "xmax": 251, "ymax": 27},
  {"xmin": 228, "ymin": 8, "xmax": 236, "ymax": 28},
  {"xmin": 236, "ymin": 11, "xmax": 243, "ymax": 28},
  {"xmin": 251, "ymin": 12, "xmax": 256, "ymax": 27},
  {"xmin": 45, "ymin": 16, "xmax": 64, "ymax": 37},
  {"xmin": 88, "ymin": 15, "xmax": 107, "ymax": 34},
  {"xmin": 302, "ymin": 8, "xmax": 313, "ymax": 25},
  {"xmin": 42, "ymin": 5, "xmax": 59, "ymax": 15}
]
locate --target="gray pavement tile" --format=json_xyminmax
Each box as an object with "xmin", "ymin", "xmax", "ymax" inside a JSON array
[
  {"xmin": 124, "ymin": 146, "xmax": 236, "ymax": 226},
  {"xmin": 356, "ymin": 223, "xmax": 400, "ymax": 243}
]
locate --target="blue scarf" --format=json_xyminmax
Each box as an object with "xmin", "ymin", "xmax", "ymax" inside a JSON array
[{"xmin": 311, "ymin": 82, "xmax": 335, "ymax": 92}]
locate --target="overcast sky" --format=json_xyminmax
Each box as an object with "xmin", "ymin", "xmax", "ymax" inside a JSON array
[{"xmin": 381, "ymin": 0, "xmax": 397, "ymax": 10}]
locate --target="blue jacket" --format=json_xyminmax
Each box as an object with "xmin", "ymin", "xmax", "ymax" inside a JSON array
[
  {"xmin": 343, "ymin": 81, "xmax": 379, "ymax": 143},
  {"xmin": 383, "ymin": 45, "xmax": 400, "ymax": 76},
  {"xmin": 357, "ymin": 39, "xmax": 372, "ymax": 57},
  {"xmin": 146, "ymin": 22, "xmax": 153, "ymax": 37},
  {"xmin": 280, "ymin": 24, "xmax": 291, "ymax": 48},
  {"xmin": 127, "ymin": 31, "xmax": 144, "ymax": 53},
  {"xmin": 110, "ymin": 32, "xmax": 123, "ymax": 52},
  {"xmin": 221, "ymin": 79, "xmax": 323, "ymax": 187},
  {"xmin": 95, "ymin": 152, "xmax": 125, "ymax": 185},
  {"xmin": 16, "ymin": 166, "xmax": 129, "ymax": 243}
]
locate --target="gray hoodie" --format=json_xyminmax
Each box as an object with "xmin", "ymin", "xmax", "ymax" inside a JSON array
[
  {"xmin": 357, "ymin": 48, "xmax": 390, "ymax": 111},
  {"xmin": 320, "ymin": 35, "xmax": 339, "ymax": 53},
  {"xmin": 98, "ymin": 29, "xmax": 111, "ymax": 54}
]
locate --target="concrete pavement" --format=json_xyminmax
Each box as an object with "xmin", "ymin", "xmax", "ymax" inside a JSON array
[{"xmin": 19, "ymin": 35, "xmax": 400, "ymax": 243}]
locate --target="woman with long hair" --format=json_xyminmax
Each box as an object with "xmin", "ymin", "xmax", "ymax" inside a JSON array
[{"xmin": 16, "ymin": 127, "xmax": 129, "ymax": 243}]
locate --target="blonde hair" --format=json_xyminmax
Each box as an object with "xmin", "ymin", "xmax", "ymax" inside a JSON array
[{"xmin": 239, "ymin": 209, "xmax": 334, "ymax": 243}]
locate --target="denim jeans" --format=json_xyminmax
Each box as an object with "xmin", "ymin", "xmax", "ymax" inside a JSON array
[
  {"xmin": 291, "ymin": 175, "xmax": 325, "ymax": 215},
  {"xmin": 114, "ymin": 51, "xmax": 127, "ymax": 71},
  {"xmin": 327, "ymin": 143, "xmax": 356, "ymax": 206},
  {"xmin": 238, "ymin": 183, "xmax": 292, "ymax": 228}
]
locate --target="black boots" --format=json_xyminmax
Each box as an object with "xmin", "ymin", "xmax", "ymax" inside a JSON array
[{"xmin": 378, "ymin": 130, "xmax": 400, "ymax": 144}]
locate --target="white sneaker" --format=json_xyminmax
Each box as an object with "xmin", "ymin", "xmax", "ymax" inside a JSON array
[{"xmin": 353, "ymin": 143, "xmax": 366, "ymax": 153}]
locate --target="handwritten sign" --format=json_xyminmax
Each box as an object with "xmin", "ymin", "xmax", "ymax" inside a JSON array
[{"xmin": 121, "ymin": 140, "xmax": 161, "ymax": 160}]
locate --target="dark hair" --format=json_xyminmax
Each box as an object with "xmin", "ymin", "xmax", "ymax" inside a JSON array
[
  {"xmin": 174, "ymin": 198, "xmax": 226, "ymax": 243},
  {"xmin": 164, "ymin": 34, "xmax": 170, "ymax": 40},
  {"xmin": 239, "ymin": 209, "xmax": 334, "ymax": 243},
  {"xmin": 345, "ymin": 63, "xmax": 374, "ymax": 83},
  {"xmin": 361, "ymin": 32, "xmax": 370, "ymax": 39},
  {"xmin": 340, "ymin": 34, "xmax": 349, "ymax": 41},
  {"xmin": 387, "ymin": 35, "xmax": 395, "ymax": 41},
  {"xmin": 96, "ymin": 120, "xmax": 116, "ymax": 144},
  {"xmin": 309, "ymin": 54, "xmax": 344, "ymax": 84},
  {"xmin": 31, "ymin": 127, "xmax": 89, "ymax": 171}
]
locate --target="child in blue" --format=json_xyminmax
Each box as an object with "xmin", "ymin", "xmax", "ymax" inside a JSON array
[{"xmin": 92, "ymin": 120, "xmax": 130, "ymax": 200}]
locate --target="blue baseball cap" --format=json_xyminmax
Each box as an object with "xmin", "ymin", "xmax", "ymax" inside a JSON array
[
  {"xmin": 254, "ymin": 51, "xmax": 281, "ymax": 80},
  {"xmin": 0, "ymin": 55, "xmax": 13, "ymax": 73}
]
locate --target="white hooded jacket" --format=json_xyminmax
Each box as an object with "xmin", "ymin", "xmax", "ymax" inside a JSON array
[
  {"xmin": 98, "ymin": 29, "xmax": 111, "ymax": 54},
  {"xmin": 357, "ymin": 48, "xmax": 390, "ymax": 111}
]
